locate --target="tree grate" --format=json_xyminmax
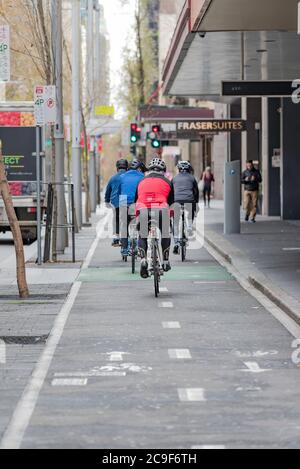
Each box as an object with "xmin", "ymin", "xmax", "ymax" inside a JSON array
[{"xmin": 0, "ymin": 335, "xmax": 49, "ymax": 345}]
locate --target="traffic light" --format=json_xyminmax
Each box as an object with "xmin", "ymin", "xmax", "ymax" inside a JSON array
[
  {"xmin": 130, "ymin": 123, "xmax": 141, "ymax": 144},
  {"xmin": 150, "ymin": 124, "xmax": 161, "ymax": 149}
]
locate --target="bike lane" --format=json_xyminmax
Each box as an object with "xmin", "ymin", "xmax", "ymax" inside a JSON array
[{"xmin": 2, "ymin": 211, "xmax": 300, "ymax": 449}]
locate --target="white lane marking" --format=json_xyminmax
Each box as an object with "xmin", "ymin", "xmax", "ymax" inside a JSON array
[
  {"xmin": 193, "ymin": 281, "xmax": 228, "ymax": 285},
  {"xmin": 169, "ymin": 349, "xmax": 192, "ymax": 360},
  {"xmin": 283, "ymin": 248, "xmax": 300, "ymax": 251},
  {"xmin": 82, "ymin": 211, "xmax": 110, "ymax": 269},
  {"xmin": 205, "ymin": 243, "xmax": 300, "ymax": 339},
  {"xmin": 235, "ymin": 350, "xmax": 278, "ymax": 358},
  {"xmin": 54, "ymin": 371, "xmax": 127, "ymax": 378},
  {"xmin": 52, "ymin": 378, "xmax": 87, "ymax": 387},
  {"xmin": 242, "ymin": 362, "xmax": 271, "ymax": 374},
  {"xmin": 159, "ymin": 302, "xmax": 174, "ymax": 308},
  {"xmin": 107, "ymin": 352, "xmax": 127, "ymax": 362},
  {"xmin": 0, "ymin": 339, "xmax": 6, "ymax": 364},
  {"xmin": 160, "ymin": 287, "xmax": 169, "ymax": 292},
  {"xmin": 191, "ymin": 445, "xmax": 226, "ymax": 450},
  {"xmin": 162, "ymin": 322, "xmax": 181, "ymax": 329},
  {"xmin": 0, "ymin": 208, "xmax": 110, "ymax": 450},
  {"xmin": 178, "ymin": 388, "xmax": 206, "ymax": 402},
  {"xmin": 236, "ymin": 387, "xmax": 262, "ymax": 392}
]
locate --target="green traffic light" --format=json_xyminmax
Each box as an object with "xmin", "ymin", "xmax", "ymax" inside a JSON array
[
  {"xmin": 131, "ymin": 136, "xmax": 138, "ymax": 143},
  {"xmin": 152, "ymin": 139, "xmax": 161, "ymax": 148}
]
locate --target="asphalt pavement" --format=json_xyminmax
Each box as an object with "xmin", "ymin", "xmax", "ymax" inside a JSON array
[{"xmin": 1, "ymin": 209, "xmax": 300, "ymax": 449}]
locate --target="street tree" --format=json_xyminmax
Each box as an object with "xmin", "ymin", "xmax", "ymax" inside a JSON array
[{"xmin": 0, "ymin": 141, "xmax": 29, "ymax": 298}]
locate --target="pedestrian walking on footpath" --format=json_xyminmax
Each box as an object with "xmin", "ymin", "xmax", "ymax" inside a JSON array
[
  {"xmin": 242, "ymin": 160, "xmax": 262, "ymax": 223},
  {"xmin": 201, "ymin": 166, "xmax": 215, "ymax": 208}
]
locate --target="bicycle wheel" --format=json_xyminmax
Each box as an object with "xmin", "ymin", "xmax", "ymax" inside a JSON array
[
  {"xmin": 153, "ymin": 241, "xmax": 160, "ymax": 298},
  {"xmin": 131, "ymin": 238, "xmax": 136, "ymax": 274},
  {"xmin": 181, "ymin": 213, "xmax": 187, "ymax": 262}
]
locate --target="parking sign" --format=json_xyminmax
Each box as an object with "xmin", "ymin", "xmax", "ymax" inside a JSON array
[{"xmin": 34, "ymin": 85, "xmax": 57, "ymax": 126}]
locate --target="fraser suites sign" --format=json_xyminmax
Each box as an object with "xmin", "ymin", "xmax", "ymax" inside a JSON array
[{"xmin": 177, "ymin": 120, "xmax": 247, "ymax": 136}]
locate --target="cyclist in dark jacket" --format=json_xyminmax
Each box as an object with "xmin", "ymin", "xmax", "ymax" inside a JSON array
[
  {"xmin": 135, "ymin": 157, "xmax": 174, "ymax": 279},
  {"xmin": 105, "ymin": 159, "xmax": 128, "ymax": 246},
  {"xmin": 173, "ymin": 161, "xmax": 200, "ymax": 255}
]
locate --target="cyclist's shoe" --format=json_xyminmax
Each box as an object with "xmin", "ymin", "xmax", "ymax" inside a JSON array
[
  {"xmin": 140, "ymin": 260, "xmax": 149, "ymax": 279},
  {"xmin": 112, "ymin": 239, "xmax": 120, "ymax": 247},
  {"xmin": 173, "ymin": 245, "xmax": 180, "ymax": 255},
  {"xmin": 121, "ymin": 247, "xmax": 130, "ymax": 257},
  {"xmin": 163, "ymin": 261, "xmax": 171, "ymax": 273}
]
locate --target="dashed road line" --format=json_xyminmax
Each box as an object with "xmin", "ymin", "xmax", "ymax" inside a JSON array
[
  {"xmin": 160, "ymin": 287, "xmax": 169, "ymax": 293},
  {"xmin": 169, "ymin": 349, "xmax": 192, "ymax": 359},
  {"xmin": 178, "ymin": 388, "xmax": 206, "ymax": 402},
  {"xmin": 52, "ymin": 378, "xmax": 87, "ymax": 387},
  {"xmin": 242, "ymin": 362, "xmax": 271, "ymax": 373},
  {"xmin": 162, "ymin": 322, "xmax": 181, "ymax": 329},
  {"xmin": 159, "ymin": 302, "xmax": 174, "ymax": 308}
]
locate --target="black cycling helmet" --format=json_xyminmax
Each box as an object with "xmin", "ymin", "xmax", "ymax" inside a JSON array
[
  {"xmin": 116, "ymin": 159, "xmax": 128, "ymax": 171},
  {"xmin": 178, "ymin": 161, "xmax": 192, "ymax": 173},
  {"xmin": 130, "ymin": 159, "xmax": 142, "ymax": 170},
  {"xmin": 148, "ymin": 157, "xmax": 166, "ymax": 173}
]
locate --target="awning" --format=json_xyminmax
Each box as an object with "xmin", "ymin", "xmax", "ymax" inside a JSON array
[{"xmin": 162, "ymin": 0, "xmax": 300, "ymax": 97}]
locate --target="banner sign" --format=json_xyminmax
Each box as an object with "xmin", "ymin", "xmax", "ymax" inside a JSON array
[
  {"xmin": 177, "ymin": 120, "xmax": 247, "ymax": 136},
  {"xmin": 95, "ymin": 105, "xmax": 115, "ymax": 116},
  {"xmin": 0, "ymin": 25, "xmax": 10, "ymax": 82},
  {"xmin": 0, "ymin": 127, "xmax": 36, "ymax": 181},
  {"xmin": 222, "ymin": 80, "xmax": 295, "ymax": 97}
]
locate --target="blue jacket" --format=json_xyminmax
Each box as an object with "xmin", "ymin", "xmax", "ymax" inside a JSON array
[
  {"xmin": 105, "ymin": 170, "xmax": 126, "ymax": 208},
  {"xmin": 118, "ymin": 170, "xmax": 144, "ymax": 206}
]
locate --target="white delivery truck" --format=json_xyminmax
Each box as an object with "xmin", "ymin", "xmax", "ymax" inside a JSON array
[{"xmin": 0, "ymin": 102, "xmax": 46, "ymax": 243}]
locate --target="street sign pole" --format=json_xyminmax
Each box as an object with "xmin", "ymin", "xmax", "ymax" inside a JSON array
[
  {"xmin": 36, "ymin": 126, "xmax": 42, "ymax": 266},
  {"xmin": 72, "ymin": 0, "xmax": 82, "ymax": 229}
]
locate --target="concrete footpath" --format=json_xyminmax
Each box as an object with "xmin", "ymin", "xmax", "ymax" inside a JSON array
[{"xmin": 204, "ymin": 201, "xmax": 300, "ymax": 326}]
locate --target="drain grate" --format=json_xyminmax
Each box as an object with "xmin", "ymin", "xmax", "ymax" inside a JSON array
[
  {"xmin": 0, "ymin": 335, "xmax": 49, "ymax": 345},
  {"xmin": 0, "ymin": 294, "xmax": 67, "ymax": 301}
]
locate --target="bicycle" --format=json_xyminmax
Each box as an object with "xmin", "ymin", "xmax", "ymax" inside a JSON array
[
  {"xmin": 148, "ymin": 224, "xmax": 164, "ymax": 298},
  {"xmin": 174, "ymin": 204, "xmax": 188, "ymax": 262},
  {"xmin": 128, "ymin": 218, "xmax": 139, "ymax": 274}
]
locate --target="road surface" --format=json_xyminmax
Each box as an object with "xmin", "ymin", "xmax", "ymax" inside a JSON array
[{"xmin": 1, "ymin": 215, "xmax": 300, "ymax": 450}]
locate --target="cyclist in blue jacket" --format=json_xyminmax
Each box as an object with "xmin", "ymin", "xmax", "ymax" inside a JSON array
[
  {"xmin": 105, "ymin": 159, "xmax": 128, "ymax": 246},
  {"xmin": 118, "ymin": 159, "xmax": 145, "ymax": 257}
]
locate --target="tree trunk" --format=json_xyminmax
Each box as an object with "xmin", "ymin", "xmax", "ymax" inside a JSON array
[{"xmin": 0, "ymin": 141, "xmax": 29, "ymax": 298}]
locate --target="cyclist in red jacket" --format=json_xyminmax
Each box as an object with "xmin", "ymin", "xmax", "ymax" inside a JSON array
[{"xmin": 135, "ymin": 157, "xmax": 174, "ymax": 279}]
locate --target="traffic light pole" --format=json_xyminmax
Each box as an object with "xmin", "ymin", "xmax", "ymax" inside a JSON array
[
  {"xmin": 52, "ymin": 0, "xmax": 66, "ymax": 253},
  {"xmin": 72, "ymin": 0, "xmax": 82, "ymax": 229},
  {"xmin": 87, "ymin": 0, "xmax": 97, "ymax": 212}
]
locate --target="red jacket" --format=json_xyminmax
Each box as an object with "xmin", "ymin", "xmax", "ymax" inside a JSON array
[{"xmin": 135, "ymin": 173, "xmax": 174, "ymax": 212}]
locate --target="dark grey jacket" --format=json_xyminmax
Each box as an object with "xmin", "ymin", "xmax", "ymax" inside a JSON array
[
  {"xmin": 242, "ymin": 168, "xmax": 262, "ymax": 192},
  {"xmin": 173, "ymin": 173, "xmax": 200, "ymax": 204}
]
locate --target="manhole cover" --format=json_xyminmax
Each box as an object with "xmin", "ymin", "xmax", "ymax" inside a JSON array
[{"xmin": 0, "ymin": 335, "xmax": 49, "ymax": 345}]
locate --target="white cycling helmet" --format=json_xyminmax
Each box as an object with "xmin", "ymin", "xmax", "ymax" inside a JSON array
[
  {"xmin": 148, "ymin": 157, "xmax": 166, "ymax": 173},
  {"xmin": 178, "ymin": 161, "xmax": 192, "ymax": 173}
]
